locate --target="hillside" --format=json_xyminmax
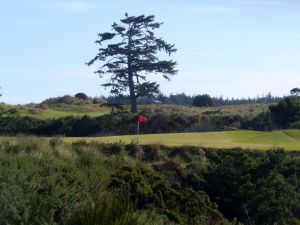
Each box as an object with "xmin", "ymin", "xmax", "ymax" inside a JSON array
[
  {"xmin": 1, "ymin": 95, "xmax": 270, "ymax": 120},
  {"xmin": 138, "ymin": 103, "xmax": 269, "ymax": 118},
  {"xmin": 0, "ymin": 96, "xmax": 276, "ymax": 136},
  {"xmin": 0, "ymin": 96, "xmax": 111, "ymax": 120}
]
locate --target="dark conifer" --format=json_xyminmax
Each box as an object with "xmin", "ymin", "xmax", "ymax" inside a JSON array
[{"xmin": 87, "ymin": 14, "xmax": 177, "ymax": 113}]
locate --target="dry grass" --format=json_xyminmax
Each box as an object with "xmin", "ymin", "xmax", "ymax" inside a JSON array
[
  {"xmin": 139, "ymin": 103, "xmax": 270, "ymax": 118},
  {"xmin": 2, "ymin": 102, "xmax": 270, "ymax": 120}
]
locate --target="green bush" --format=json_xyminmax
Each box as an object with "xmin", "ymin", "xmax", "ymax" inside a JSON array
[
  {"xmin": 192, "ymin": 94, "xmax": 214, "ymax": 107},
  {"xmin": 0, "ymin": 109, "xmax": 261, "ymax": 136},
  {"xmin": 269, "ymin": 96, "xmax": 300, "ymax": 128},
  {"xmin": 0, "ymin": 139, "xmax": 299, "ymax": 225},
  {"xmin": 74, "ymin": 92, "xmax": 88, "ymax": 100},
  {"xmin": 109, "ymin": 165, "xmax": 228, "ymax": 224}
]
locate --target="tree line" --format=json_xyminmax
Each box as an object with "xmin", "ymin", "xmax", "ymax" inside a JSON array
[{"xmin": 107, "ymin": 92, "xmax": 282, "ymax": 107}]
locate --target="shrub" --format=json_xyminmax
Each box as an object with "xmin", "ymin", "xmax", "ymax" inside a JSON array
[
  {"xmin": 109, "ymin": 165, "xmax": 228, "ymax": 224},
  {"xmin": 75, "ymin": 92, "xmax": 88, "ymax": 100},
  {"xmin": 269, "ymin": 96, "xmax": 300, "ymax": 128},
  {"xmin": 245, "ymin": 111, "xmax": 273, "ymax": 130},
  {"xmin": 0, "ymin": 140, "xmax": 299, "ymax": 224},
  {"xmin": 192, "ymin": 94, "xmax": 214, "ymax": 107}
]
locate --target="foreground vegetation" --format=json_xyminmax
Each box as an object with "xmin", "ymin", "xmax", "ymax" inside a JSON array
[
  {"xmin": 66, "ymin": 130, "xmax": 300, "ymax": 151},
  {"xmin": 0, "ymin": 137, "xmax": 299, "ymax": 225}
]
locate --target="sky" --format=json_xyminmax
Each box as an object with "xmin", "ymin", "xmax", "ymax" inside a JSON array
[{"xmin": 1, "ymin": 0, "xmax": 300, "ymax": 104}]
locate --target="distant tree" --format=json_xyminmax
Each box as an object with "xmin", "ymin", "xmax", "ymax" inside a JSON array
[
  {"xmin": 192, "ymin": 94, "xmax": 214, "ymax": 107},
  {"xmin": 87, "ymin": 14, "xmax": 177, "ymax": 113},
  {"xmin": 290, "ymin": 88, "xmax": 300, "ymax": 96},
  {"xmin": 156, "ymin": 92, "xmax": 167, "ymax": 104},
  {"xmin": 75, "ymin": 92, "xmax": 88, "ymax": 100},
  {"xmin": 249, "ymin": 111, "xmax": 273, "ymax": 131},
  {"xmin": 169, "ymin": 93, "xmax": 193, "ymax": 105},
  {"xmin": 0, "ymin": 87, "xmax": 3, "ymax": 116},
  {"xmin": 269, "ymin": 96, "xmax": 300, "ymax": 128}
]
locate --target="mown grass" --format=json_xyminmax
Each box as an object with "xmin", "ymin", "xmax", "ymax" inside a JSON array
[
  {"xmin": 65, "ymin": 130, "xmax": 300, "ymax": 151},
  {"xmin": 11, "ymin": 105, "xmax": 111, "ymax": 120}
]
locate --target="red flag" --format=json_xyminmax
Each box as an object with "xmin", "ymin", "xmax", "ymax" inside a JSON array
[{"xmin": 138, "ymin": 115, "xmax": 148, "ymax": 123}]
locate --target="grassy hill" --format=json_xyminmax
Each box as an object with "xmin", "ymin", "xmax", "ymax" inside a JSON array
[
  {"xmin": 0, "ymin": 99, "xmax": 277, "ymax": 136},
  {"xmin": 0, "ymin": 96, "xmax": 112, "ymax": 120},
  {"xmin": 1, "ymin": 100, "xmax": 270, "ymax": 120},
  {"xmin": 138, "ymin": 103, "xmax": 269, "ymax": 117},
  {"xmin": 65, "ymin": 130, "xmax": 300, "ymax": 151}
]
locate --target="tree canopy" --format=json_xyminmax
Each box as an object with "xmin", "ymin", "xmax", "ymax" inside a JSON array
[
  {"xmin": 269, "ymin": 96, "xmax": 300, "ymax": 128},
  {"xmin": 87, "ymin": 14, "xmax": 177, "ymax": 113},
  {"xmin": 75, "ymin": 92, "xmax": 88, "ymax": 100},
  {"xmin": 192, "ymin": 94, "xmax": 214, "ymax": 107},
  {"xmin": 290, "ymin": 87, "xmax": 300, "ymax": 96}
]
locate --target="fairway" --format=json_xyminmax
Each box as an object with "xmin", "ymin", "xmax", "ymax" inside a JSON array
[{"xmin": 65, "ymin": 130, "xmax": 300, "ymax": 151}]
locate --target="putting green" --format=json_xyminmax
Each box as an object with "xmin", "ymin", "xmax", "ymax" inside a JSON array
[{"xmin": 65, "ymin": 130, "xmax": 300, "ymax": 151}]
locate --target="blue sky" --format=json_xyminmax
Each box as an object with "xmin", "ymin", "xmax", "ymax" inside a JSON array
[{"xmin": 1, "ymin": 0, "xmax": 300, "ymax": 104}]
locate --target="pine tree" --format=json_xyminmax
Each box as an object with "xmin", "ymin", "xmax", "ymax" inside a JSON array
[
  {"xmin": 290, "ymin": 87, "xmax": 300, "ymax": 96},
  {"xmin": 87, "ymin": 14, "xmax": 177, "ymax": 113}
]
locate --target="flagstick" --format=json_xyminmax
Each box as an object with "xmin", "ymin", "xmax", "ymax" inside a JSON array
[{"xmin": 137, "ymin": 121, "xmax": 140, "ymax": 144}]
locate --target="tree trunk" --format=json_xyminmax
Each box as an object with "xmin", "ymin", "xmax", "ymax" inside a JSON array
[
  {"xmin": 127, "ymin": 27, "xmax": 137, "ymax": 113},
  {"xmin": 128, "ymin": 74, "xmax": 137, "ymax": 113}
]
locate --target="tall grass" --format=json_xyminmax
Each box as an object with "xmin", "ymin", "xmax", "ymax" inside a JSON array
[
  {"xmin": 66, "ymin": 194, "xmax": 171, "ymax": 225},
  {"xmin": 0, "ymin": 137, "xmax": 111, "ymax": 225}
]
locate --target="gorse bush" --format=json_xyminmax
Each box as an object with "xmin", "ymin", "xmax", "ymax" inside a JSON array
[
  {"xmin": 109, "ymin": 166, "xmax": 227, "ymax": 225},
  {"xmin": 0, "ymin": 138, "xmax": 112, "ymax": 225},
  {"xmin": 0, "ymin": 137, "xmax": 299, "ymax": 224},
  {"xmin": 202, "ymin": 149, "xmax": 300, "ymax": 225},
  {"xmin": 0, "ymin": 154, "xmax": 89, "ymax": 225}
]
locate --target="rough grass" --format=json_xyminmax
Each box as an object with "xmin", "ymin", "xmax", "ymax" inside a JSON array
[
  {"xmin": 139, "ymin": 103, "xmax": 270, "ymax": 117},
  {"xmin": 65, "ymin": 130, "xmax": 300, "ymax": 151},
  {"xmin": 2, "ymin": 102, "xmax": 270, "ymax": 120}
]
